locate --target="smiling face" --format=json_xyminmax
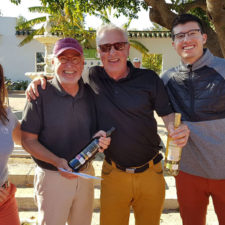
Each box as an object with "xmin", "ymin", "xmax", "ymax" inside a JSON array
[
  {"xmin": 53, "ymin": 49, "xmax": 84, "ymax": 86},
  {"xmin": 172, "ymin": 21, "xmax": 207, "ymax": 64},
  {"xmin": 97, "ymin": 29, "xmax": 130, "ymax": 80}
]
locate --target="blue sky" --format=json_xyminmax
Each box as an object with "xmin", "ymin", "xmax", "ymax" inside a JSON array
[{"xmin": 1, "ymin": 0, "xmax": 153, "ymax": 30}]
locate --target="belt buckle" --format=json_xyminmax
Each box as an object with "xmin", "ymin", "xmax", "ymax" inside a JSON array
[{"xmin": 125, "ymin": 168, "xmax": 136, "ymax": 174}]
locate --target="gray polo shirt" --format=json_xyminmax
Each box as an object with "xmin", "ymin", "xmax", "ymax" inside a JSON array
[
  {"xmin": 0, "ymin": 107, "xmax": 18, "ymax": 186},
  {"xmin": 21, "ymin": 77, "xmax": 97, "ymax": 171}
]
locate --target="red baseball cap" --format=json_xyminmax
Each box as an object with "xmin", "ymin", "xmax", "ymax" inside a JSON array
[{"xmin": 53, "ymin": 38, "xmax": 83, "ymax": 56}]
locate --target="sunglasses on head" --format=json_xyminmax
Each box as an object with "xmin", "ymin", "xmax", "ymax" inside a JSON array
[{"xmin": 98, "ymin": 42, "xmax": 128, "ymax": 53}]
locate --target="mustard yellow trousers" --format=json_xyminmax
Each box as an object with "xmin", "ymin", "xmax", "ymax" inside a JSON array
[{"xmin": 100, "ymin": 160, "xmax": 165, "ymax": 225}]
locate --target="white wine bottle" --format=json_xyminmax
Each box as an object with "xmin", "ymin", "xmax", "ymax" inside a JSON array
[{"xmin": 164, "ymin": 113, "xmax": 182, "ymax": 176}]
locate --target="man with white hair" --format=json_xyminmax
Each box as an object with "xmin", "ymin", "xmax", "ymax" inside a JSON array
[
  {"xmin": 26, "ymin": 25, "xmax": 189, "ymax": 225},
  {"xmin": 89, "ymin": 24, "xmax": 189, "ymax": 225}
]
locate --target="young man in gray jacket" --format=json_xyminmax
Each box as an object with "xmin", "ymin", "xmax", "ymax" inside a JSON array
[{"xmin": 161, "ymin": 14, "xmax": 225, "ymax": 225}]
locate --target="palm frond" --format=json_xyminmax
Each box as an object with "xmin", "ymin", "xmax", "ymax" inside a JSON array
[
  {"xmin": 16, "ymin": 16, "xmax": 46, "ymax": 30},
  {"xmin": 28, "ymin": 6, "xmax": 48, "ymax": 13},
  {"xmin": 10, "ymin": 0, "xmax": 21, "ymax": 5},
  {"xmin": 123, "ymin": 18, "xmax": 132, "ymax": 30},
  {"xmin": 129, "ymin": 40, "xmax": 149, "ymax": 54},
  {"xmin": 91, "ymin": 12, "xmax": 111, "ymax": 24},
  {"xmin": 18, "ymin": 27, "xmax": 44, "ymax": 47}
]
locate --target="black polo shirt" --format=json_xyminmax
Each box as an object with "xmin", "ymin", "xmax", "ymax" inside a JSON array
[
  {"xmin": 88, "ymin": 62, "xmax": 173, "ymax": 167},
  {"xmin": 21, "ymin": 77, "xmax": 97, "ymax": 170}
]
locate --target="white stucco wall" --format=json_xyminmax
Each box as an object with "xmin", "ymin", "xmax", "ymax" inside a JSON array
[
  {"xmin": 0, "ymin": 17, "xmax": 180, "ymax": 81},
  {"xmin": 0, "ymin": 17, "xmax": 44, "ymax": 81},
  {"xmin": 129, "ymin": 37, "xmax": 180, "ymax": 72}
]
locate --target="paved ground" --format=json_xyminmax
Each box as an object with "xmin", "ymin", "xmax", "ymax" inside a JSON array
[
  {"xmin": 8, "ymin": 92, "xmax": 219, "ymax": 225},
  {"xmin": 8, "ymin": 91, "xmax": 26, "ymax": 119}
]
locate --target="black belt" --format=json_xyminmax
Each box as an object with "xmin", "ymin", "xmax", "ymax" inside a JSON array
[{"xmin": 105, "ymin": 153, "xmax": 163, "ymax": 174}]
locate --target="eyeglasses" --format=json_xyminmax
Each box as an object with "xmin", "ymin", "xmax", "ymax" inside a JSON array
[
  {"xmin": 173, "ymin": 29, "xmax": 201, "ymax": 41},
  {"xmin": 58, "ymin": 56, "xmax": 81, "ymax": 65},
  {"xmin": 98, "ymin": 42, "xmax": 128, "ymax": 53}
]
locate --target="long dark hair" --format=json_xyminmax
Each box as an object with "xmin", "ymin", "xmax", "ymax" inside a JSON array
[{"xmin": 0, "ymin": 64, "xmax": 9, "ymax": 124}]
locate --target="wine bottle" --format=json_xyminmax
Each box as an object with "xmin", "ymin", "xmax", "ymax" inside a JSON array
[
  {"xmin": 164, "ymin": 113, "xmax": 182, "ymax": 176},
  {"xmin": 69, "ymin": 127, "xmax": 115, "ymax": 172}
]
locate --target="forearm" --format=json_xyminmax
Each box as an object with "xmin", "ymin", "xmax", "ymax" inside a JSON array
[
  {"xmin": 12, "ymin": 122, "xmax": 21, "ymax": 145},
  {"xmin": 22, "ymin": 134, "xmax": 60, "ymax": 167}
]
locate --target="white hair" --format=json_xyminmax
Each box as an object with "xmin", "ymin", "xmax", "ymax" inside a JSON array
[{"xmin": 96, "ymin": 24, "xmax": 128, "ymax": 46}]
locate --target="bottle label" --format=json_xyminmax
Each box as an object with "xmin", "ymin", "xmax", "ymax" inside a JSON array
[
  {"xmin": 69, "ymin": 157, "xmax": 82, "ymax": 170},
  {"xmin": 82, "ymin": 141, "xmax": 99, "ymax": 158},
  {"xmin": 172, "ymin": 164, "xmax": 179, "ymax": 170},
  {"xmin": 80, "ymin": 152, "xmax": 89, "ymax": 160},
  {"xmin": 167, "ymin": 141, "xmax": 181, "ymax": 161},
  {"xmin": 76, "ymin": 155, "xmax": 85, "ymax": 165},
  {"xmin": 69, "ymin": 139, "xmax": 100, "ymax": 171}
]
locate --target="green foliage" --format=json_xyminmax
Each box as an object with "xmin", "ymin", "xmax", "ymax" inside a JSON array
[
  {"xmin": 16, "ymin": 16, "xmax": 32, "ymax": 30},
  {"xmin": 9, "ymin": 0, "xmax": 21, "ymax": 5},
  {"xmin": 83, "ymin": 49, "xmax": 97, "ymax": 58},
  {"xmin": 18, "ymin": 27, "xmax": 45, "ymax": 47},
  {"xmin": 142, "ymin": 53, "xmax": 162, "ymax": 74},
  {"xmin": 14, "ymin": 1, "xmax": 96, "ymax": 48},
  {"xmin": 170, "ymin": 0, "xmax": 197, "ymax": 13},
  {"xmin": 4, "ymin": 77, "xmax": 13, "ymax": 89},
  {"xmin": 10, "ymin": 0, "xmax": 150, "ymax": 49},
  {"xmin": 91, "ymin": 8, "xmax": 112, "ymax": 25},
  {"xmin": 4, "ymin": 78, "xmax": 29, "ymax": 90},
  {"xmin": 169, "ymin": 0, "xmax": 212, "ymax": 29},
  {"xmin": 129, "ymin": 40, "xmax": 149, "ymax": 54},
  {"xmin": 74, "ymin": 0, "xmax": 148, "ymax": 19},
  {"xmin": 190, "ymin": 7, "xmax": 212, "ymax": 30}
]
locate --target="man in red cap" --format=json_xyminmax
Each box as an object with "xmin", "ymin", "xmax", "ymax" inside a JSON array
[{"xmin": 21, "ymin": 38, "xmax": 111, "ymax": 225}]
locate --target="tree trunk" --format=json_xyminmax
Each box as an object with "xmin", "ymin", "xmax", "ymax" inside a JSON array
[
  {"xmin": 206, "ymin": 0, "xmax": 225, "ymax": 57},
  {"xmin": 144, "ymin": 0, "xmax": 224, "ymax": 58}
]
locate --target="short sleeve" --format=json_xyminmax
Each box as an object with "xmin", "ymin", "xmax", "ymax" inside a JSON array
[
  {"xmin": 6, "ymin": 107, "xmax": 19, "ymax": 129},
  {"xmin": 21, "ymin": 99, "xmax": 42, "ymax": 134},
  {"xmin": 153, "ymin": 76, "xmax": 173, "ymax": 117}
]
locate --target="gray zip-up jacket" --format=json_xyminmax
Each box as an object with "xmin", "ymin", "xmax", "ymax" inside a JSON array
[{"xmin": 161, "ymin": 49, "xmax": 225, "ymax": 179}]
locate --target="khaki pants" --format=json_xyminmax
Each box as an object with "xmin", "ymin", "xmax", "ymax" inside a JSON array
[
  {"xmin": 100, "ymin": 160, "xmax": 165, "ymax": 225},
  {"xmin": 34, "ymin": 165, "xmax": 94, "ymax": 225}
]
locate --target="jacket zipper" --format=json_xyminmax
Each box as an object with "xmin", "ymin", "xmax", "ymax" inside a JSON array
[{"xmin": 187, "ymin": 64, "xmax": 195, "ymax": 120}]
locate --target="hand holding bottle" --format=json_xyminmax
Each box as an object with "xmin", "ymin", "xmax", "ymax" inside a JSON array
[
  {"xmin": 165, "ymin": 113, "xmax": 190, "ymax": 176},
  {"xmin": 69, "ymin": 127, "xmax": 115, "ymax": 172},
  {"xmin": 167, "ymin": 122, "xmax": 190, "ymax": 148},
  {"xmin": 92, "ymin": 130, "xmax": 111, "ymax": 153}
]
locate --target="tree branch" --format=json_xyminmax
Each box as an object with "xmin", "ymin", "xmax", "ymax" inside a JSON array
[
  {"xmin": 144, "ymin": 0, "xmax": 224, "ymax": 57},
  {"xmin": 145, "ymin": 0, "xmax": 177, "ymax": 30},
  {"xmin": 181, "ymin": 0, "xmax": 207, "ymax": 13},
  {"xmin": 206, "ymin": 0, "xmax": 225, "ymax": 22},
  {"xmin": 206, "ymin": 0, "xmax": 225, "ymax": 56}
]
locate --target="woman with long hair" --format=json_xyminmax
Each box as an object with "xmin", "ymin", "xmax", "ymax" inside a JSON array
[{"xmin": 0, "ymin": 64, "xmax": 21, "ymax": 225}]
